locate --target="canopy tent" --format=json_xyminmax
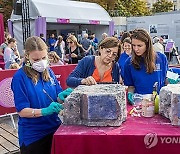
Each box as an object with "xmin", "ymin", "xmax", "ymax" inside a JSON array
[
  {"xmin": 9, "ymin": 0, "xmax": 114, "ymax": 55},
  {"xmin": 11, "ymin": 0, "xmax": 112, "ymax": 25}
]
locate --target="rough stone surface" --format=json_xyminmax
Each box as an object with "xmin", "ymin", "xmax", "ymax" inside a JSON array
[
  {"xmin": 159, "ymin": 84, "xmax": 180, "ymax": 125},
  {"xmin": 63, "ymin": 84, "xmax": 127, "ymax": 126}
]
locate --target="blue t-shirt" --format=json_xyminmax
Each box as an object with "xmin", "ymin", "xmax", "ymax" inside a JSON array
[
  {"xmin": 11, "ymin": 67, "xmax": 63, "ymax": 146},
  {"xmin": 124, "ymin": 52, "xmax": 168, "ymax": 94},
  {"xmin": 48, "ymin": 38, "xmax": 56, "ymax": 51},
  {"xmin": 118, "ymin": 52, "xmax": 130, "ymax": 79}
]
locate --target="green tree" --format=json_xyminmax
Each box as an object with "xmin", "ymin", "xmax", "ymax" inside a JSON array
[
  {"xmin": 77, "ymin": 0, "xmax": 117, "ymax": 10},
  {"xmin": 112, "ymin": 0, "xmax": 150, "ymax": 17},
  {"xmin": 152, "ymin": 0, "xmax": 173, "ymax": 13},
  {"xmin": 0, "ymin": 0, "xmax": 13, "ymax": 29}
]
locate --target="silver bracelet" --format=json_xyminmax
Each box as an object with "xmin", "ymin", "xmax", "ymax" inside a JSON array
[{"xmin": 32, "ymin": 109, "xmax": 36, "ymax": 117}]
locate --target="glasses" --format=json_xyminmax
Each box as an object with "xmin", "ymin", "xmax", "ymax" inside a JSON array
[
  {"xmin": 104, "ymin": 48, "xmax": 118, "ymax": 58},
  {"xmin": 67, "ymin": 41, "xmax": 73, "ymax": 44}
]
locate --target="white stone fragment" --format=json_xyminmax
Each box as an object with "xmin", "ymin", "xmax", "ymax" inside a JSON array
[{"xmin": 159, "ymin": 84, "xmax": 180, "ymax": 125}]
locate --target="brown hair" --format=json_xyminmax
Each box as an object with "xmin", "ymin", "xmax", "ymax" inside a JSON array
[
  {"xmin": 9, "ymin": 63, "xmax": 20, "ymax": 69},
  {"xmin": 131, "ymin": 28, "xmax": 156, "ymax": 73},
  {"xmin": 98, "ymin": 37, "xmax": 121, "ymax": 62},
  {"xmin": 8, "ymin": 38, "xmax": 16, "ymax": 44},
  {"xmin": 48, "ymin": 51, "xmax": 60, "ymax": 63},
  {"xmin": 123, "ymin": 37, "xmax": 131, "ymax": 45},
  {"xmin": 24, "ymin": 36, "xmax": 50, "ymax": 84}
]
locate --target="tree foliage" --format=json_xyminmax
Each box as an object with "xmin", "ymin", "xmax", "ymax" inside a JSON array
[
  {"xmin": 152, "ymin": 0, "xmax": 173, "ymax": 13},
  {"xmin": 0, "ymin": 0, "xmax": 13, "ymax": 29},
  {"xmin": 78, "ymin": 0, "xmax": 150, "ymax": 17},
  {"xmin": 113, "ymin": 0, "xmax": 151, "ymax": 17}
]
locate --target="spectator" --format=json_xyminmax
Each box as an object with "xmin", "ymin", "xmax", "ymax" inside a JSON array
[
  {"xmin": 80, "ymin": 33, "xmax": 92, "ymax": 56},
  {"xmin": 48, "ymin": 51, "xmax": 64, "ymax": 66},
  {"xmin": 153, "ymin": 37, "xmax": 164, "ymax": 53},
  {"xmin": 120, "ymin": 31, "xmax": 131, "ymax": 43},
  {"xmin": 4, "ymin": 38, "xmax": 19, "ymax": 69},
  {"xmin": 0, "ymin": 32, "xmax": 11, "ymax": 62},
  {"xmin": 118, "ymin": 37, "xmax": 132, "ymax": 80},
  {"xmin": 54, "ymin": 35, "xmax": 64, "ymax": 59},
  {"xmin": 48, "ymin": 34, "xmax": 56, "ymax": 51},
  {"xmin": 40, "ymin": 33, "xmax": 46, "ymax": 42},
  {"xmin": 65, "ymin": 35, "xmax": 84, "ymax": 64}
]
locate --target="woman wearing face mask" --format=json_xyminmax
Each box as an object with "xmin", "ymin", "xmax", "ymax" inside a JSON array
[
  {"xmin": 11, "ymin": 36, "xmax": 73, "ymax": 154},
  {"xmin": 66, "ymin": 37, "xmax": 121, "ymax": 87},
  {"xmin": 124, "ymin": 29, "xmax": 168, "ymax": 105},
  {"xmin": 118, "ymin": 37, "xmax": 132, "ymax": 81}
]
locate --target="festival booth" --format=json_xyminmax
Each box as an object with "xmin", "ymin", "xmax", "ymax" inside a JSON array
[{"xmin": 9, "ymin": 0, "xmax": 113, "ymax": 56}]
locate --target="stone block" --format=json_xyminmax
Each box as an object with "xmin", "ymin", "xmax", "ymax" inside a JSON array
[
  {"xmin": 159, "ymin": 84, "xmax": 180, "ymax": 125},
  {"xmin": 63, "ymin": 84, "xmax": 127, "ymax": 126}
]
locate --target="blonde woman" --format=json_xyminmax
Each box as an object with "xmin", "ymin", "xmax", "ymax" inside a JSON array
[
  {"xmin": 65, "ymin": 35, "xmax": 84, "ymax": 64},
  {"xmin": 48, "ymin": 51, "xmax": 64, "ymax": 66},
  {"xmin": 11, "ymin": 36, "xmax": 73, "ymax": 154}
]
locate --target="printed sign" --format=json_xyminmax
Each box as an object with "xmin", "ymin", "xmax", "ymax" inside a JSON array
[
  {"xmin": 89, "ymin": 20, "xmax": 100, "ymax": 25},
  {"xmin": 57, "ymin": 18, "xmax": 70, "ymax": 24}
]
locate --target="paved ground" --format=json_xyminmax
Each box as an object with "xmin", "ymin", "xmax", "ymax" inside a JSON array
[{"xmin": 0, "ymin": 115, "xmax": 19, "ymax": 154}]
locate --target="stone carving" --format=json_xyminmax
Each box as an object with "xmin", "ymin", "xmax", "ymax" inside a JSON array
[
  {"xmin": 63, "ymin": 84, "xmax": 127, "ymax": 126},
  {"xmin": 159, "ymin": 84, "xmax": 180, "ymax": 125}
]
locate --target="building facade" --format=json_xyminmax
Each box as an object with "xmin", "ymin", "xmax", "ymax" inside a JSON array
[{"xmin": 145, "ymin": 0, "xmax": 180, "ymax": 10}]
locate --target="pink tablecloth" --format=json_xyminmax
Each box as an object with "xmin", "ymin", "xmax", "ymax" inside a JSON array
[{"xmin": 52, "ymin": 106, "xmax": 180, "ymax": 154}]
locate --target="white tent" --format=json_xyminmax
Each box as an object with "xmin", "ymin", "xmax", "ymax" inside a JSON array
[
  {"xmin": 11, "ymin": 0, "xmax": 112, "ymax": 25},
  {"xmin": 10, "ymin": 0, "xmax": 113, "ymax": 55}
]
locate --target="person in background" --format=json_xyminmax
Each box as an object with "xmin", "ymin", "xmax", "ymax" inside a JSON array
[
  {"xmin": 9, "ymin": 62, "xmax": 20, "ymax": 69},
  {"xmin": 11, "ymin": 36, "xmax": 73, "ymax": 154},
  {"xmin": 40, "ymin": 33, "xmax": 46, "ymax": 42},
  {"xmin": 153, "ymin": 37, "xmax": 164, "ymax": 53},
  {"xmin": 66, "ymin": 37, "xmax": 121, "ymax": 88},
  {"xmin": 120, "ymin": 31, "xmax": 131, "ymax": 44},
  {"xmin": 0, "ymin": 32, "xmax": 11, "ymax": 62},
  {"xmin": 4, "ymin": 38, "xmax": 19, "ymax": 69},
  {"xmin": 48, "ymin": 34, "xmax": 56, "ymax": 51},
  {"xmin": 65, "ymin": 35, "xmax": 84, "ymax": 64},
  {"xmin": 118, "ymin": 37, "xmax": 132, "ymax": 81},
  {"xmin": 80, "ymin": 33, "xmax": 92, "ymax": 56},
  {"xmin": 92, "ymin": 33, "xmax": 98, "ymax": 44},
  {"xmin": 124, "ymin": 29, "xmax": 168, "ymax": 105},
  {"xmin": 54, "ymin": 35, "xmax": 65, "ymax": 59},
  {"xmin": 48, "ymin": 51, "xmax": 64, "ymax": 66}
]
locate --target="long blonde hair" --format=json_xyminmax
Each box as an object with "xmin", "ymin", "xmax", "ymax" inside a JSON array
[{"xmin": 24, "ymin": 36, "xmax": 50, "ymax": 84}]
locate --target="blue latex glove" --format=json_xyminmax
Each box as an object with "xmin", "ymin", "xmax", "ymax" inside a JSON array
[
  {"xmin": 41, "ymin": 102, "xmax": 64, "ymax": 116},
  {"xmin": 127, "ymin": 92, "xmax": 134, "ymax": 105},
  {"xmin": 168, "ymin": 78, "xmax": 180, "ymax": 84},
  {"xmin": 58, "ymin": 88, "xmax": 73, "ymax": 101}
]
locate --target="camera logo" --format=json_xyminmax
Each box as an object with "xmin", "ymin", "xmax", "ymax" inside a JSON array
[{"xmin": 144, "ymin": 133, "xmax": 158, "ymax": 149}]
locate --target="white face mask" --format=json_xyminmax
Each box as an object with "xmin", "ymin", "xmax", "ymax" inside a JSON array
[{"xmin": 31, "ymin": 59, "xmax": 48, "ymax": 72}]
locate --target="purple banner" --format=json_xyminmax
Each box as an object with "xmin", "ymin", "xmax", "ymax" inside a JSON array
[
  {"xmin": 109, "ymin": 21, "xmax": 114, "ymax": 37},
  {"xmin": 0, "ymin": 13, "xmax": 5, "ymax": 44},
  {"xmin": 8, "ymin": 20, "xmax": 14, "ymax": 38},
  {"xmin": 165, "ymin": 41, "xmax": 174, "ymax": 53},
  {"xmin": 89, "ymin": 20, "xmax": 100, "ymax": 25},
  {"xmin": 35, "ymin": 17, "xmax": 47, "ymax": 40},
  {"xmin": 57, "ymin": 18, "xmax": 70, "ymax": 24}
]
